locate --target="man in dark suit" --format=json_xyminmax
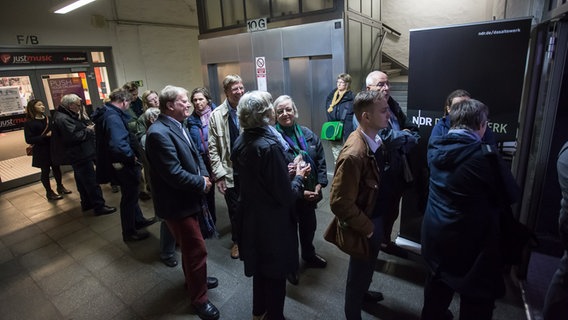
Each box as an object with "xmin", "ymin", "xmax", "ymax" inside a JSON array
[{"xmin": 145, "ymin": 85, "xmax": 220, "ymax": 320}]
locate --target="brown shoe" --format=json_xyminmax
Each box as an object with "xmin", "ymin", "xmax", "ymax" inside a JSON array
[{"xmin": 231, "ymin": 243, "xmax": 239, "ymax": 259}]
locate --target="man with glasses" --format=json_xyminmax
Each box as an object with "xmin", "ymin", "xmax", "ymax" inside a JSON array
[
  {"xmin": 92, "ymin": 88, "xmax": 156, "ymax": 242},
  {"xmin": 52, "ymin": 94, "xmax": 116, "ymax": 216}
]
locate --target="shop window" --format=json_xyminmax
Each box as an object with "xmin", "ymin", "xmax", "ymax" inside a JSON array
[
  {"xmin": 0, "ymin": 76, "xmax": 34, "ymax": 118},
  {"xmin": 94, "ymin": 67, "xmax": 111, "ymax": 101},
  {"xmin": 91, "ymin": 51, "xmax": 105, "ymax": 63},
  {"xmin": 40, "ymin": 73, "xmax": 90, "ymax": 110}
]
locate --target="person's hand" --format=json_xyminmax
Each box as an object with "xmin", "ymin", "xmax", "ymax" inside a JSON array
[
  {"xmin": 287, "ymin": 162, "xmax": 296, "ymax": 178},
  {"xmin": 296, "ymin": 162, "xmax": 311, "ymax": 179},
  {"xmin": 45, "ymin": 131, "xmax": 52, "ymax": 137},
  {"xmin": 303, "ymin": 190, "xmax": 319, "ymax": 201},
  {"xmin": 216, "ymin": 178, "xmax": 227, "ymax": 194},
  {"xmin": 204, "ymin": 176, "xmax": 212, "ymax": 193}
]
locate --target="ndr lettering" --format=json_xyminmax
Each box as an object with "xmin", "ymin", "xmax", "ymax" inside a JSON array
[
  {"xmin": 488, "ymin": 122, "xmax": 508, "ymax": 134},
  {"xmin": 412, "ymin": 115, "xmax": 432, "ymax": 126}
]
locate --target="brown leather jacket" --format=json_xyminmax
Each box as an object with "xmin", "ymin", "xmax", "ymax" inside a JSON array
[{"xmin": 329, "ymin": 130, "xmax": 381, "ymax": 237}]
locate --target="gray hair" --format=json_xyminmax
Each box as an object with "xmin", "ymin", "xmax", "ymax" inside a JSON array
[
  {"xmin": 238, "ymin": 91, "xmax": 273, "ymax": 130},
  {"xmin": 142, "ymin": 107, "xmax": 160, "ymax": 125},
  {"xmin": 60, "ymin": 94, "xmax": 82, "ymax": 107},
  {"xmin": 159, "ymin": 85, "xmax": 189, "ymax": 112},
  {"xmin": 273, "ymin": 95, "xmax": 298, "ymax": 119},
  {"xmin": 449, "ymin": 99, "xmax": 489, "ymax": 131}
]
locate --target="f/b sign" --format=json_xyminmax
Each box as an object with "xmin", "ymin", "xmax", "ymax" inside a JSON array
[{"xmin": 247, "ymin": 18, "xmax": 267, "ymax": 32}]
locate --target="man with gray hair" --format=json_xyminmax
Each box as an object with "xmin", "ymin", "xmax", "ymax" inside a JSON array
[
  {"xmin": 146, "ymin": 85, "xmax": 219, "ymax": 320},
  {"xmin": 208, "ymin": 74, "xmax": 245, "ymax": 259},
  {"xmin": 51, "ymin": 93, "xmax": 116, "ymax": 216}
]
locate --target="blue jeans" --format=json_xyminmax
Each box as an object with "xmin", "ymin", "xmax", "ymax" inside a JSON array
[
  {"xmin": 72, "ymin": 160, "xmax": 105, "ymax": 210},
  {"xmin": 344, "ymin": 216, "xmax": 384, "ymax": 320}
]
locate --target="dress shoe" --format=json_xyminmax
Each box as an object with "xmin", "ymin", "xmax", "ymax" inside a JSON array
[
  {"xmin": 252, "ymin": 313, "xmax": 267, "ymax": 320},
  {"xmin": 139, "ymin": 191, "xmax": 152, "ymax": 200},
  {"xmin": 94, "ymin": 205, "xmax": 117, "ymax": 216},
  {"xmin": 161, "ymin": 256, "xmax": 178, "ymax": 268},
  {"xmin": 230, "ymin": 243, "xmax": 239, "ymax": 259},
  {"xmin": 304, "ymin": 254, "xmax": 327, "ymax": 268},
  {"xmin": 123, "ymin": 230, "xmax": 150, "ymax": 242},
  {"xmin": 56, "ymin": 186, "xmax": 72, "ymax": 194},
  {"xmin": 363, "ymin": 290, "xmax": 384, "ymax": 303},
  {"xmin": 194, "ymin": 301, "xmax": 220, "ymax": 320},
  {"xmin": 380, "ymin": 241, "xmax": 408, "ymax": 258},
  {"xmin": 46, "ymin": 191, "xmax": 63, "ymax": 200},
  {"xmin": 286, "ymin": 272, "xmax": 299, "ymax": 285},
  {"xmin": 135, "ymin": 217, "xmax": 157, "ymax": 229},
  {"xmin": 207, "ymin": 276, "xmax": 218, "ymax": 289}
]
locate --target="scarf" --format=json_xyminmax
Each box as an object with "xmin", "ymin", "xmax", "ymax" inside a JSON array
[
  {"xmin": 275, "ymin": 123, "xmax": 317, "ymax": 190},
  {"xmin": 327, "ymin": 89, "xmax": 345, "ymax": 113},
  {"xmin": 196, "ymin": 105, "xmax": 212, "ymax": 128}
]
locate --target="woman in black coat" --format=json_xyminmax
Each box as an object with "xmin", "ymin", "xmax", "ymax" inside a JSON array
[
  {"xmin": 23, "ymin": 99, "xmax": 71, "ymax": 200},
  {"xmin": 231, "ymin": 91, "xmax": 309, "ymax": 320}
]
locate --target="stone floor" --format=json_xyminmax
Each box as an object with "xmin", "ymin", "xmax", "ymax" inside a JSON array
[{"xmin": 0, "ymin": 170, "xmax": 527, "ymax": 320}]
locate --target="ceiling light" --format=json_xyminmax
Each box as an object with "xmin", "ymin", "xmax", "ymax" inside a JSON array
[{"xmin": 53, "ymin": 0, "xmax": 97, "ymax": 14}]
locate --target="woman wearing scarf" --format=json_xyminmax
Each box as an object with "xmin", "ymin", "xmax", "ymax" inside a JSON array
[
  {"xmin": 187, "ymin": 87, "xmax": 217, "ymax": 223},
  {"xmin": 325, "ymin": 73, "xmax": 355, "ymax": 161},
  {"xmin": 274, "ymin": 95, "xmax": 329, "ymax": 285}
]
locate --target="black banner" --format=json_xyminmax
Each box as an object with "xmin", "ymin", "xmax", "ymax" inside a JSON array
[
  {"xmin": 400, "ymin": 18, "xmax": 532, "ymax": 244},
  {"xmin": 0, "ymin": 52, "xmax": 88, "ymax": 65},
  {"xmin": 0, "ymin": 113, "xmax": 27, "ymax": 133}
]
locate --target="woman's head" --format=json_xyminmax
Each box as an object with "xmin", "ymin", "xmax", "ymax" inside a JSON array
[
  {"xmin": 237, "ymin": 91, "xmax": 273, "ymax": 130},
  {"xmin": 273, "ymin": 95, "xmax": 298, "ymax": 127},
  {"xmin": 191, "ymin": 87, "xmax": 213, "ymax": 113},
  {"xmin": 336, "ymin": 73, "xmax": 352, "ymax": 91},
  {"xmin": 25, "ymin": 99, "xmax": 46, "ymax": 119},
  {"xmin": 142, "ymin": 90, "xmax": 159, "ymax": 109}
]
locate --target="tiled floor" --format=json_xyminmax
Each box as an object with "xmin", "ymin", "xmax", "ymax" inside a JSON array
[{"xmin": 0, "ymin": 171, "xmax": 527, "ymax": 320}]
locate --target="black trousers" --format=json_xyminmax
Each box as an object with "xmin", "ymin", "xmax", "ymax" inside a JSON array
[
  {"xmin": 224, "ymin": 187, "xmax": 239, "ymax": 243},
  {"xmin": 421, "ymin": 273, "xmax": 495, "ymax": 320},
  {"xmin": 252, "ymin": 275, "xmax": 286, "ymax": 320}
]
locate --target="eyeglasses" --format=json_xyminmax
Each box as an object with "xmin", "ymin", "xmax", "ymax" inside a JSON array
[{"xmin": 372, "ymin": 81, "xmax": 390, "ymax": 88}]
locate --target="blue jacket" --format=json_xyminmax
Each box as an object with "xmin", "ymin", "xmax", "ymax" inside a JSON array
[
  {"xmin": 422, "ymin": 130, "xmax": 519, "ymax": 298},
  {"xmin": 429, "ymin": 115, "xmax": 497, "ymax": 149},
  {"xmin": 92, "ymin": 102, "xmax": 138, "ymax": 184}
]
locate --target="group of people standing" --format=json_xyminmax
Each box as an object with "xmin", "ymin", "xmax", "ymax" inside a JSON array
[{"xmin": 24, "ymin": 67, "xmax": 552, "ymax": 320}]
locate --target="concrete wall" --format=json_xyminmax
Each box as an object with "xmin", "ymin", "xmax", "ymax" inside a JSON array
[
  {"xmin": 381, "ymin": 0, "xmax": 543, "ymax": 67},
  {"xmin": 0, "ymin": 0, "xmax": 203, "ymax": 92}
]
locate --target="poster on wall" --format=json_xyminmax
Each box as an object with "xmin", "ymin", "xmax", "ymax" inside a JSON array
[
  {"xmin": 0, "ymin": 86, "xmax": 27, "ymax": 133},
  {"xmin": 47, "ymin": 77, "xmax": 85, "ymax": 108},
  {"xmin": 398, "ymin": 17, "xmax": 532, "ymax": 246}
]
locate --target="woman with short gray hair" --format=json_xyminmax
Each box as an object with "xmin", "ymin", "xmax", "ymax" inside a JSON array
[{"xmin": 231, "ymin": 90, "xmax": 310, "ymax": 320}]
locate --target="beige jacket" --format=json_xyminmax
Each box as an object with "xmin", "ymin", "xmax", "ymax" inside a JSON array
[
  {"xmin": 208, "ymin": 99, "xmax": 238, "ymax": 188},
  {"xmin": 329, "ymin": 130, "xmax": 381, "ymax": 237}
]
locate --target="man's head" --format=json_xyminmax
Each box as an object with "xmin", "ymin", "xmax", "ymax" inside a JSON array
[
  {"xmin": 60, "ymin": 94, "xmax": 83, "ymax": 114},
  {"xmin": 444, "ymin": 89, "xmax": 471, "ymax": 115},
  {"xmin": 223, "ymin": 74, "xmax": 245, "ymax": 108},
  {"xmin": 109, "ymin": 88, "xmax": 132, "ymax": 111},
  {"xmin": 365, "ymin": 71, "xmax": 390, "ymax": 100},
  {"xmin": 159, "ymin": 85, "xmax": 191, "ymax": 122},
  {"xmin": 449, "ymin": 99, "xmax": 489, "ymax": 138},
  {"xmin": 237, "ymin": 90, "xmax": 273, "ymax": 130},
  {"xmin": 353, "ymin": 90, "xmax": 390, "ymax": 132}
]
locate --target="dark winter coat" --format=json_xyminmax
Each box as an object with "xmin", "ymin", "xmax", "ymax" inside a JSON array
[
  {"xmin": 145, "ymin": 114, "xmax": 209, "ymax": 220},
  {"xmin": 231, "ymin": 126, "xmax": 304, "ymax": 278},
  {"xmin": 91, "ymin": 102, "xmax": 139, "ymax": 184},
  {"xmin": 422, "ymin": 130, "xmax": 519, "ymax": 299},
  {"xmin": 51, "ymin": 106, "xmax": 96, "ymax": 166},
  {"xmin": 24, "ymin": 117, "xmax": 53, "ymax": 168},
  {"xmin": 325, "ymin": 89, "xmax": 355, "ymax": 141},
  {"xmin": 429, "ymin": 115, "xmax": 498, "ymax": 153}
]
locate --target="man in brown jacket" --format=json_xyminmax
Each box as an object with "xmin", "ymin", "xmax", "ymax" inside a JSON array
[{"xmin": 329, "ymin": 90, "xmax": 390, "ymax": 320}]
